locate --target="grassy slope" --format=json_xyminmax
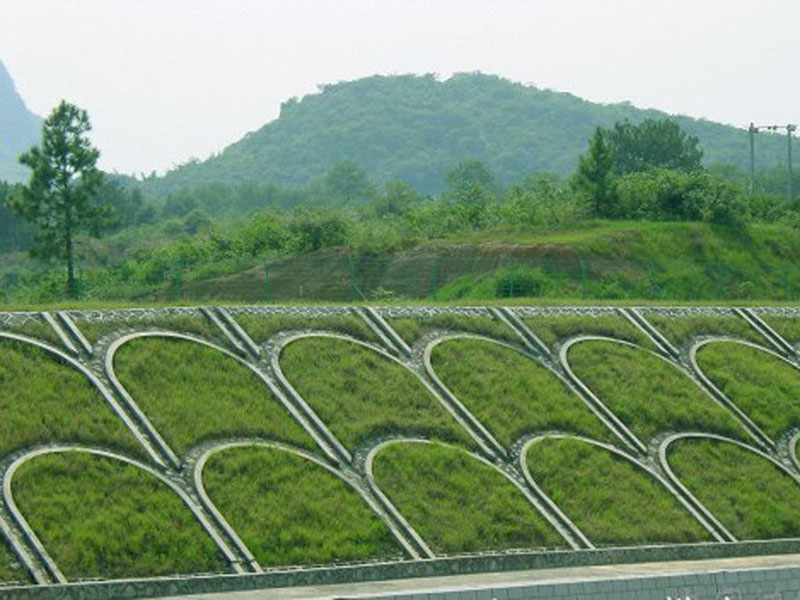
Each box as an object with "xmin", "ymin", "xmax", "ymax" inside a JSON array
[
  {"xmin": 696, "ymin": 342, "xmax": 800, "ymax": 439},
  {"xmin": 280, "ymin": 337, "xmax": 471, "ymax": 450},
  {"xmin": 646, "ymin": 314, "xmax": 765, "ymax": 348},
  {"xmin": 388, "ymin": 315, "xmax": 520, "ymax": 346},
  {"xmin": 668, "ymin": 438, "xmax": 800, "ymax": 539},
  {"xmin": 235, "ymin": 313, "xmax": 380, "ymax": 345},
  {"xmin": 73, "ymin": 313, "xmax": 226, "ymax": 346},
  {"xmin": 760, "ymin": 315, "xmax": 800, "ymax": 347},
  {"xmin": 13, "ymin": 453, "xmax": 226, "ymax": 579},
  {"xmin": 114, "ymin": 337, "xmax": 314, "ymax": 455},
  {"xmin": 203, "ymin": 446, "xmax": 401, "ymax": 566},
  {"xmin": 567, "ymin": 341, "xmax": 747, "ymax": 443},
  {"xmin": 430, "ymin": 339, "xmax": 613, "ymax": 446},
  {"xmin": 525, "ymin": 438, "xmax": 710, "ymax": 545},
  {"xmin": 372, "ymin": 443, "xmax": 564, "ymax": 554},
  {"xmin": 0, "ymin": 537, "xmax": 26, "ymax": 584},
  {"xmin": 523, "ymin": 314, "xmax": 654, "ymax": 352},
  {"xmin": 0, "ymin": 316, "xmax": 62, "ymax": 347},
  {"xmin": 0, "ymin": 338, "xmax": 144, "ymax": 459}
]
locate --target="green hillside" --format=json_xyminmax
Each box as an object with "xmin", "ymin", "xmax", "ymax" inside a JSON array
[
  {"xmin": 146, "ymin": 73, "xmax": 797, "ymax": 195},
  {"xmin": 0, "ymin": 61, "xmax": 40, "ymax": 183}
]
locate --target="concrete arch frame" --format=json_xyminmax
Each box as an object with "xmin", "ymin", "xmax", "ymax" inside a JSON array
[
  {"xmin": 364, "ymin": 438, "xmax": 585, "ymax": 555},
  {"xmin": 191, "ymin": 439, "xmax": 422, "ymax": 566},
  {"xmin": 560, "ymin": 335, "xmax": 768, "ymax": 453},
  {"xmin": 519, "ymin": 434, "xmax": 725, "ymax": 546},
  {"xmin": 689, "ymin": 338, "xmax": 800, "ymax": 450},
  {"xmin": 658, "ymin": 432, "xmax": 800, "ymax": 544},
  {"xmin": 2, "ymin": 445, "xmax": 244, "ymax": 584}
]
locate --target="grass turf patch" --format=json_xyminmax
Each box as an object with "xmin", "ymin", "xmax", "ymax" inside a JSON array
[
  {"xmin": 203, "ymin": 446, "xmax": 402, "ymax": 566},
  {"xmin": 430, "ymin": 339, "xmax": 614, "ymax": 447},
  {"xmin": 696, "ymin": 342, "xmax": 800, "ymax": 440},
  {"xmin": 758, "ymin": 315, "xmax": 800, "ymax": 348},
  {"xmin": 387, "ymin": 314, "xmax": 520, "ymax": 347},
  {"xmin": 12, "ymin": 452, "xmax": 227, "ymax": 580},
  {"xmin": 114, "ymin": 337, "xmax": 314, "ymax": 456},
  {"xmin": 1, "ymin": 316, "xmax": 62, "ymax": 347},
  {"xmin": 523, "ymin": 313, "xmax": 655, "ymax": 352},
  {"xmin": 0, "ymin": 338, "xmax": 144, "ymax": 459},
  {"xmin": 0, "ymin": 536, "xmax": 27, "ymax": 584},
  {"xmin": 280, "ymin": 337, "xmax": 471, "ymax": 451},
  {"xmin": 525, "ymin": 438, "xmax": 710, "ymax": 545},
  {"xmin": 667, "ymin": 438, "xmax": 800, "ymax": 539},
  {"xmin": 372, "ymin": 442, "xmax": 564, "ymax": 554},
  {"xmin": 645, "ymin": 314, "xmax": 765, "ymax": 349},
  {"xmin": 71, "ymin": 313, "xmax": 227, "ymax": 347},
  {"xmin": 234, "ymin": 313, "xmax": 380, "ymax": 345},
  {"xmin": 567, "ymin": 340, "xmax": 747, "ymax": 443}
]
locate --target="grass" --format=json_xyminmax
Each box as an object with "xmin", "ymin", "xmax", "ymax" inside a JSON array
[
  {"xmin": 0, "ymin": 338, "xmax": 145, "ymax": 459},
  {"xmin": 522, "ymin": 313, "xmax": 655, "ymax": 352},
  {"xmin": 525, "ymin": 438, "xmax": 710, "ymax": 546},
  {"xmin": 430, "ymin": 339, "xmax": 614, "ymax": 447},
  {"xmin": 0, "ymin": 315, "xmax": 62, "ymax": 347},
  {"xmin": 695, "ymin": 342, "xmax": 800, "ymax": 440},
  {"xmin": 114, "ymin": 337, "xmax": 314, "ymax": 456},
  {"xmin": 203, "ymin": 446, "xmax": 402, "ymax": 566},
  {"xmin": 0, "ymin": 536, "xmax": 27, "ymax": 584},
  {"xmin": 759, "ymin": 315, "xmax": 800, "ymax": 347},
  {"xmin": 387, "ymin": 314, "xmax": 520, "ymax": 346},
  {"xmin": 667, "ymin": 438, "xmax": 800, "ymax": 540},
  {"xmin": 71, "ymin": 312, "xmax": 227, "ymax": 346},
  {"xmin": 645, "ymin": 314, "xmax": 765, "ymax": 349},
  {"xmin": 372, "ymin": 442, "xmax": 564, "ymax": 554},
  {"xmin": 279, "ymin": 337, "xmax": 472, "ymax": 451},
  {"xmin": 12, "ymin": 452, "xmax": 227, "ymax": 580},
  {"xmin": 568, "ymin": 340, "xmax": 748, "ymax": 443},
  {"xmin": 234, "ymin": 313, "xmax": 380, "ymax": 345}
]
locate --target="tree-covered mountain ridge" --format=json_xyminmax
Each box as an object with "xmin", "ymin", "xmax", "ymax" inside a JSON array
[
  {"xmin": 146, "ymin": 72, "xmax": 796, "ymax": 196},
  {"xmin": 0, "ymin": 60, "xmax": 41, "ymax": 183}
]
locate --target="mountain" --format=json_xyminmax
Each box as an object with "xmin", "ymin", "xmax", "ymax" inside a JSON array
[
  {"xmin": 0, "ymin": 61, "xmax": 40, "ymax": 183},
  {"xmin": 147, "ymin": 72, "xmax": 797, "ymax": 196}
]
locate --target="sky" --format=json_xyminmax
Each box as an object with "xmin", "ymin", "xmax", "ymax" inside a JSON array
[{"xmin": 1, "ymin": 0, "xmax": 798, "ymax": 176}]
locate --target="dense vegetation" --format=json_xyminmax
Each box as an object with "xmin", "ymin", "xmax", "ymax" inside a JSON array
[
  {"xmin": 667, "ymin": 438, "xmax": 800, "ymax": 540},
  {"xmin": 71, "ymin": 312, "xmax": 226, "ymax": 346},
  {"xmin": 645, "ymin": 314, "xmax": 765, "ymax": 348},
  {"xmin": 695, "ymin": 342, "xmax": 800, "ymax": 439},
  {"xmin": 567, "ymin": 340, "xmax": 747, "ymax": 443},
  {"xmin": 279, "ymin": 336, "xmax": 471, "ymax": 451},
  {"xmin": 525, "ymin": 438, "xmax": 710, "ymax": 545},
  {"xmin": 522, "ymin": 313, "xmax": 653, "ymax": 352},
  {"xmin": 0, "ymin": 537, "xmax": 25, "ymax": 583},
  {"xmin": 388, "ymin": 314, "xmax": 519, "ymax": 346},
  {"xmin": 235, "ymin": 313, "xmax": 380, "ymax": 345},
  {"xmin": 372, "ymin": 442, "xmax": 564, "ymax": 553},
  {"xmin": 12, "ymin": 452, "xmax": 226, "ymax": 579},
  {"xmin": 0, "ymin": 338, "xmax": 144, "ymax": 458},
  {"xmin": 203, "ymin": 446, "xmax": 401, "ymax": 566},
  {"xmin": 113, "ymin": 337, "xmax": 314, "ymax": 455},
  {"xmin": 430, "ymin": 339, "xmax": 613, "ymax": 446}
]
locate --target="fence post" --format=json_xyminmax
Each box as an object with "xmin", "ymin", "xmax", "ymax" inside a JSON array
[
  {"xmin": 171, "ymin": 264, "xmax": 182, "ymax": 301},
  {"xmin": 429, "ymin": 257, "xmax": 438, "ymax": 298},
  {"xmin": 578, "ymin": 258, "xmax": 587, "ymax": 298},
  {"xmin": 348, "ymin": 255, "xmax": 357, "ymax": 302},
  {"xmin": 264, "ymin": 266, "xmax": 270, "ymax": 303}
]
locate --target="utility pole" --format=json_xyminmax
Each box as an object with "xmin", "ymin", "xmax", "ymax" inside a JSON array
[
  {"xmin": 749, "ymin": 123, "xmax": 796, "ymax": 202},
  {"xmin": 789, "ymin": 124, "xmax": 796, "ymax": 203},
  {"xmin": 749, "ymin": 123, "xmax": 757, "ymax": 196}
]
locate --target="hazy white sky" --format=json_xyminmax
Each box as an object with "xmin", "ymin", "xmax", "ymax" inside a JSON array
[{"xmin": 1, "ymin": 0, "xmax": 797, "ymax": 175}]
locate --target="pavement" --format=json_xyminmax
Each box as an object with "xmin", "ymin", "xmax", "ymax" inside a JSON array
[{"xmin": 151, "ymin": 553, "xmax": 800, "ymax": 600}]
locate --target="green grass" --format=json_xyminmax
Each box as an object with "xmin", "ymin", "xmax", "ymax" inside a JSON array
[
  {"xmin": 0, "ymin": 338, "xmax": 144, "ymax": 459},
  {"xmin": 696, "ymin": 342, "xmax": 800, "ymax": 440},
  {"xmin": 0, "ymin": 536, "xmax": 27, "ymax": 584},
  {"xmin": 235, "ymin": 313, "xmax": 380, "ymax": 345},
  {"xmin": 12, "ymin": 452, "xmax": 226, "ymax": 579},
  {"xmin": 525, "ymin": 438, "xmax": 710, "ymax": 546},
  {"xmin": 430, "ymin": 339, "xmax": 614, "ymax": 447},
  {"xmin": 568, "ymin": 340, "xmax": 747, "ymax": 443},
  {"xmin": 645, "ymin": 314, "xmax": 765, "ymax": 349},
  {"xmin": 280, "ymin": 337, "xmax": 472, "ymax": 451},
  {"xmin": 203, "ymin": 446, "xmax": 401, "ymax": 566},
  {"xmin": 114, "ymin": 337, "xmax": 314, "ymax": 456},
  {"xmin": 523, "ymin": 314, "xmax": 655, "ymax": 352},
  {"xmin": 387, "ymin": 314, "xmax": 520, "ymax": 346},
  {"xmin": 759, "ymin": 315, "xmax": 800, "ymax": 347},
  {"xmin": 1, "ymin": 316, "xmax": 62, "ymax": 347},
  {"xmin": 667, "ymin": 438, "xmax": 800, "ymax": 540},
  {"xmin": 372, "ymin": 442, "xmax": 564, "ymax": 554},
  {"xmin": 72, "ymin": 313, "xmax": 227, "ymax": 346}
]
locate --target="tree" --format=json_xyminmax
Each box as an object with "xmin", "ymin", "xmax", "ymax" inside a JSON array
[
  {"xmin": 10, "ymin": 101, "xmax": 104, "ymax": 297},
  {"xmin": 608, "ymin": 118, "xmax": 703, "ymax": 174},
  {"xmin": 573, "ymin": 127, "xmax": 616, "ymax": 217}
]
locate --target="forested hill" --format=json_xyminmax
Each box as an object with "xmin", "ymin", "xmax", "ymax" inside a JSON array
[
  {"xmin": 146, "ymin": 72, "xmax": 795, "ymax": 196},
  {"xmin": 0, "ymin": 61, "xmax": 40, "ymax": 183}
]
